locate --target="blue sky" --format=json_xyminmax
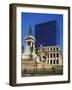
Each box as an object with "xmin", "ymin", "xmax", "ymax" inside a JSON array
[{"xmin": 21, "ymin": 12, "xmax": 63, "ymax": 51}]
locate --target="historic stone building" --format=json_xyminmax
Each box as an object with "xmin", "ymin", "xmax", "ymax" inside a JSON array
[
  {"xmin": 36, "ymin": 45, "xmax": 63, "ymax": 65},
  {"xmin": 35, "ymin": 46, "xmax": 63, "ymax": 69}
]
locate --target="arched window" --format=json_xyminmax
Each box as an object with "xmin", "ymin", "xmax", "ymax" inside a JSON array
[
  {"xmin": 57, "ymin": 53, "xmax": 59, "ymax": 57},
  {"xmin": 50, "ymin": 54, "xmax": 52, "ymax": 58},
  {"xmin": 50, "ymin": 60, "xmax": 52, "ymax": 64},
  {"xmin": 53, "ymin": 59, "xmax": 55, "ymax": 64},
  {"xmin": 53, "ymin": 54, "xmax": 55, "ymax": 58},
  {"xmin": 50, "ymin": 48, "xmax": 52, "ymax": 50},
  {"xmin": 53, "ymin": 48, "xmax": 55, "ymax": 50}
]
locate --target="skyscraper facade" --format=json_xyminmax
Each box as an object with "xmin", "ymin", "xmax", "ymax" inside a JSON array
[{"xmin": 35, "ymin": 20, "xmax": 58, "ymax": 48}]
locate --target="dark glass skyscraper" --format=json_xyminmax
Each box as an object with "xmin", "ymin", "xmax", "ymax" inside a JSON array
[{"xmin": 35, "ymin": 20, "xmax": 58, "ymax": 47}]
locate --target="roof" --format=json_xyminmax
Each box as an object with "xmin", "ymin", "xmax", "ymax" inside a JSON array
[{"xmin": 25, "ymin": 35, "xmax": 35, "ymax": 41}]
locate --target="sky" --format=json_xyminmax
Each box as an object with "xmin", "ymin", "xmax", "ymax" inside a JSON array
[{"xmin": 21, "ymin": 12, "xmax": 63, "ymax": 52}]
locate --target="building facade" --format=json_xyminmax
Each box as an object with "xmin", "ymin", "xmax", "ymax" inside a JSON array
[
  {"xmin": 35, "ymin": 20, "xmax": 58, "ymax": 47},
  {"xmin": 36, "ymin": 46, "xmax": 62, "ymax": 65},
  {"xmin": 36, "ymin": 46, "xmax": 63, "ymax": 69}
]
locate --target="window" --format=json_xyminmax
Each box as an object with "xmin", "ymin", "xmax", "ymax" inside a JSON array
[
  {"xmin": 53, "ymin": 48, "xmax": 55, "ymax": 50},
  {"xmin": 57, "ymin": 59, "xmax": 59, "ymax": 64},
  {"xmin": 53, "ymin": 54, "xmax": 55, "ymax": 58},
  {"xmin": 50, "ymin": 60, "xmax": 52, "ymax": 64},
  {"xmin": 50, "ymin": 48, "xmax": 52, "ymax": 50},
  {"xmin": 57, "ymin": 53, "xmax": 59, "ymax": 57},
  {"xmin": 50, "ymin": 54, "xmax": 52, "ymax": 58},
  {"xmin": 53, "ymin": 59, "xmax": 55, "ymax": 64},
  {"xmin": 27, "ymin": 41, "xmax": 31, "ymax": 45},
  {"xmin": 56, "ymin": 48, "xmax": 58, "ymax": 50}
]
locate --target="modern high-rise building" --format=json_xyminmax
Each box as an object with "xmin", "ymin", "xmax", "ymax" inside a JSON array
[{"xmin": 35, "ymin": 20, "xmax": 58, "ymax": 48}]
